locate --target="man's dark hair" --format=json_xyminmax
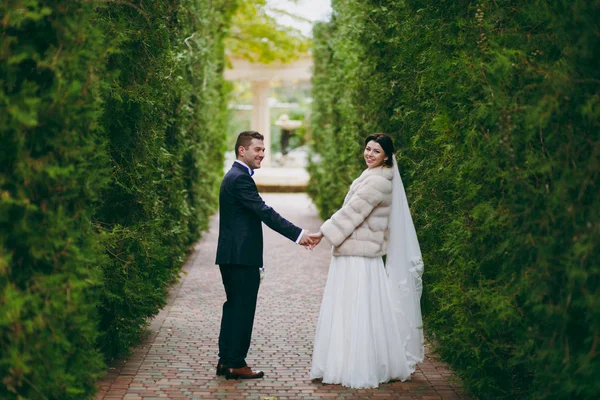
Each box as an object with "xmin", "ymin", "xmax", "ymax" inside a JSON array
[
  {"xmin": 235, "ymin": 131, "xmax": 264, "ymax": 157},
  {"xmin": 364, "ymin": 133, "xmax": 395, "ymax": 167}
]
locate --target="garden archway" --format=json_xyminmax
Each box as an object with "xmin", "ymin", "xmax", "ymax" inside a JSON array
[{"xmin": 224, "ymin": 54, "xmax": 312, "ymax": 167}]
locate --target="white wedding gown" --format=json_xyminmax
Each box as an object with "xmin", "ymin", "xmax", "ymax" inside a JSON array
[
  {"xmin": 310, "ymin": 255, "xmax": 418, "ymax": 388},
  {"xmin": 311, "ymin": 159, "xmax": 424, "ymax": 388}
]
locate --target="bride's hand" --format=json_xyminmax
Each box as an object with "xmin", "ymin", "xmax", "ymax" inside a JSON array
[{"xmin": 308, "ymin": 232, "xmax": 324, "ymax": 250}]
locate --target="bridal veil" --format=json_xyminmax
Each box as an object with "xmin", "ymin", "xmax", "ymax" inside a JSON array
[{"xmin": 386, "ymin": 157, "xmax": 425, "ymax": 370}]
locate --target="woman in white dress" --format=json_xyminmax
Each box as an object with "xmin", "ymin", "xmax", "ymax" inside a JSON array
[{"xmin": 309, "ymin": 133, "xmax": 425, "ymax": 389}]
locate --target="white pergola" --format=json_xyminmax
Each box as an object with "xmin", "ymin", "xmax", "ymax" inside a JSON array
[{"xmin": 224, "ymin": 55, "xmax": 313, "ymax": 167}]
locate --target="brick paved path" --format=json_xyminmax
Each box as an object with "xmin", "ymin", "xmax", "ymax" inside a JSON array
[{"xmin": 97, "ymin": 194, "xmax": 471, "ymax": 400}]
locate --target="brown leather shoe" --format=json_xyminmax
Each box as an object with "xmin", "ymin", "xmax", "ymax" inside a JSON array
[
  {"xmin": 225, "ymin": 366, "xmax": 265, "ymax": 380},
  {"xmin": 216, "ymin": 363, "xmax": 228, "ymax": 376}
]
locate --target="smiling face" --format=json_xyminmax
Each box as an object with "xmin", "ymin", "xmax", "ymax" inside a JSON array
[
  {"xmin": 238, "ymin": 138, "xmax": 265, "ymax": 170},
  {"xmin": 364, "ymin": 140, "xmax": 388, "ymax": 169}
]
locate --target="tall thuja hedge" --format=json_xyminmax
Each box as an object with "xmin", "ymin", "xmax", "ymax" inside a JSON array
[
  {"xmin": 1, "ymin": 0, "xmax": 233, "ymax": 398},
  {"xmin": 310, "ymin": 1, "xmax": 599, "ymax": 398},
  {"xmin": 0, "ymin": 1, "xmax": 108, "ymax": 398},
  {"xmin": 96, "ymin": 0, "xmax": 233, "ymax": 359}
]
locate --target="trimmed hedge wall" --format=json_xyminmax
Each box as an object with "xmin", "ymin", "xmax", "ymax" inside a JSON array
[
  {"xmin": 310, "ymin": 1, "xmax": 599, "ymax": 399},
  {"xmin": 95, "ymin": 0, "xmax": 231, "ymax": 361},
  {"xmin": 1, "ymin": 2, "xmax": 108, "ymax": 398},
  {"xmin": 1, "ymin": 1, "xmax": 233, "ymax": 398}
]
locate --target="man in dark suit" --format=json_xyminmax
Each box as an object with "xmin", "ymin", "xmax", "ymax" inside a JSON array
[{"xmin": 215, "ymin": 131, "xmax": 314, "ymax": 380}]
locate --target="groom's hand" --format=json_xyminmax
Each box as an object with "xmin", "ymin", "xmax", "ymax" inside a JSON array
[
  {"xmin": 307, "ymin": 231, "xmax": 324, "ymax": 250},
  {"xmin": 298, "ymin": 231, "xmax": 315, "ymax": 249}
]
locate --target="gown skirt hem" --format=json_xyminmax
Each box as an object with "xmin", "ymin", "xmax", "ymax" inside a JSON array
[{"xmin": 310, "ymin": 255, "xmax": 419, "ymax": 389}]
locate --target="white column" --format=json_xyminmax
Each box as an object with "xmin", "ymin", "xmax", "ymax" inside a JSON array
[{"xmin": 251, "ymin": 80, "xmax": 271, "ymax": 167}]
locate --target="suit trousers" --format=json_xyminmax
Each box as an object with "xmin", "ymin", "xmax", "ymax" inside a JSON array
[{"xmin": 218, "ymin": 264, "xmax": 261, "ymax": 368}]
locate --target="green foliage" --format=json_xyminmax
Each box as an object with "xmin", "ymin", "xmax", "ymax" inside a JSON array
[
  {"xmin": 0, "ymin": 1, "xmax": 109, "ymax": 398},
  {"xmin": 1, "ymin": 0, "xmax": 233, "ymax": 398},
  {"xmin": 94, "ymin": 0, "xmax": 231, "ymax": 360},
  {"xmin": 227, "ymin": 0, "xmax": 310, "ymax": 64},
  {"xmin": 310, "ymin": 1, "xmax": 599, "ymax": 398}
]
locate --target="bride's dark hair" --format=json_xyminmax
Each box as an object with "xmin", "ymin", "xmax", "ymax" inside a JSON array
[{"xmin": 364, "ymin": 133, "xmax": 394, "ymax": 167}]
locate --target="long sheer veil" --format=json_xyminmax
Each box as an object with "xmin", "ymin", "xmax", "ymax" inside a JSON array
[{"xmin": 386, "ymin": 157, "xmax": 425, "ymax": 370}]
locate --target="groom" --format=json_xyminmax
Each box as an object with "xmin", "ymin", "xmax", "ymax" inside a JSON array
[{"xmin": 215, "ymin": 131, "xmax": 314, "ymax": 379}]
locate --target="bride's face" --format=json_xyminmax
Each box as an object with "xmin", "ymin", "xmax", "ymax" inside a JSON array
[{"xmin": 364, "ymin": 140, "xmax": 388, "ymax": 169}]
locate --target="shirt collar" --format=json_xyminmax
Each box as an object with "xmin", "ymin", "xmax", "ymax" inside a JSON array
[{"xmin": 234, "ymin": 160, "xmax": 254, "ymax": 176}]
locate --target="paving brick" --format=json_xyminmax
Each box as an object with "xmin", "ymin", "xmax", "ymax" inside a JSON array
[{"xmin": 97, "ymin": 194, "xmax": 472, "ymax": 400}]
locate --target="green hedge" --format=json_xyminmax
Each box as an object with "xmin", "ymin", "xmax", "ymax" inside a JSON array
[
  {"xmin": 309, "ymin": 1, "xmax": 599, "ymax": 399},
  {"xmin": 0, "ymin": 1, "xmax": 233, "ymax": 398},
  {"xmin": 95, "ymin": 0, "xmax": 231, "ymax": 360}
]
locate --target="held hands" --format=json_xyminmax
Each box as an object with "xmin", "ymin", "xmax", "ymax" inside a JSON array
[
  {"xmin": 298, "ymin": 230, "xmax": 324, "ymax": 250},
  {"xmin": 298, "ymin": 231, "xmax": 315, "ymax": 249},
  {"xmin": 308, "ymin": 232, "xmax": 324, "ymax": 250}
]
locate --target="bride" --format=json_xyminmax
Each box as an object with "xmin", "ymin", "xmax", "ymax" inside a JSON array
[{"xmin": 308, "ymin": 133, "xmax": 425, "ymax": 389}]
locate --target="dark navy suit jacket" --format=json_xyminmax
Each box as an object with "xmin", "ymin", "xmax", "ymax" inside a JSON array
[{"xmin": 215, "ymin": 162, "xmax": 302, "ymax": 267}]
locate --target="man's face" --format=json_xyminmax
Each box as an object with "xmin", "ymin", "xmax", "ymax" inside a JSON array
[{"xmin": 238, "ymin": 138, "xmax": 265, "ymax": 170}]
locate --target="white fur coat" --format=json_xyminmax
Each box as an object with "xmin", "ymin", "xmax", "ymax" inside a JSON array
[{"xmin": 320, "ymin": 165, "xmax": 393, "ymax": 257}]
